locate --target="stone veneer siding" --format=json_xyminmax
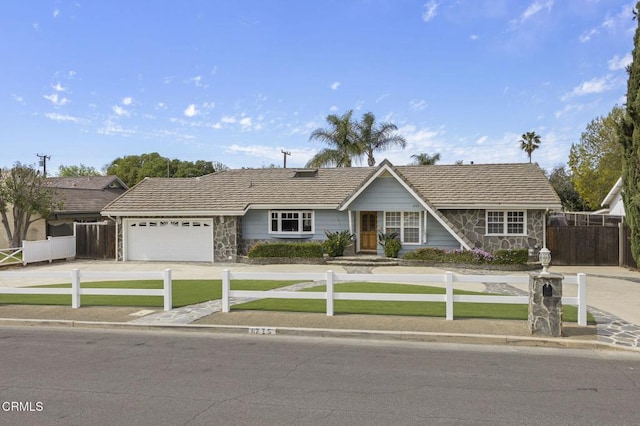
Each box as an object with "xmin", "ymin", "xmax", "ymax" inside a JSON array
[
  {"xmin": 441, "ymin": 209, "xmax": 545, "ymax": 252},
  {"xmin": 213, "ymin": 216, "xmax": 239, "ymax": 262}
]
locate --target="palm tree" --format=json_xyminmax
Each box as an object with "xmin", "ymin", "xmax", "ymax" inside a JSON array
[
  {"xmin": 519, "ymin": 131, "xmax": 541, "ymax": 163},
  {"xmin": 306, "ymin": 110, "xmax": 361, "ymax": 167},
  {"xmin": 411, "ymin": 152, "xmax": 441, "ymax": 165},
  {"xmin": 356, "ymin": 112, "xmax": 407, "ymax": 166}
]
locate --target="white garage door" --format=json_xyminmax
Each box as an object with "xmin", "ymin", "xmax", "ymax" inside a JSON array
[{"xmin": 125, "ymin": 219, "xmax": 214, "ymax": 262}]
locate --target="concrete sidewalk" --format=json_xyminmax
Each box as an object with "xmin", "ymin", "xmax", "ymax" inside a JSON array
[{"xmin": 0, "ymin": 260, "xmax": 638, "ymax": 351}]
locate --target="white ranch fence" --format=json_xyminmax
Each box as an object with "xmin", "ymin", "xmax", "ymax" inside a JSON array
[
  {"xmin": 0, "ymin": 248, "xmax": 23, "ymax": 265},
  {"xmin": 0, "ymin": 269, "xmax": 172, "ymax": 311},
  {"xmin": 222, "ymin": 270, "xmax": 588, "ymax": 326},
  {"xmin": 22, "ymin": 236, "xmax": 76, "ymax": 266}
]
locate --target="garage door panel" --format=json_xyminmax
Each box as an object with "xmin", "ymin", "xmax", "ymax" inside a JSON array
[{"xmin": 126, "ymin": 219, "xmax": 213, "ymax": 262}]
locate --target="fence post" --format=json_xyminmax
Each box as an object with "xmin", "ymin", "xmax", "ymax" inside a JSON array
[
  {"xmin": 577, "ymin": 273, "xmax": 587, "ymax": 326},
  {"xmin": 71, "ymin": 269, "xmax": 80, "ymax": 309},
  {"xmin": 222, "ymin": 269, "xmax": 230, "ymax": 313},
  {"xmin": 47, "ymin": 236, "xmax": 53, "ymax": 263},
  {"xmin": 445, "ymin": 271, "xmax": 454, "ymax": 320},
  {"xmin": 326, "ymin": 270, "xmax": 334, "ymax": 317},
  {"xmin": 163, "ymin": 269, "xmax": 172, "ymax": 311}
]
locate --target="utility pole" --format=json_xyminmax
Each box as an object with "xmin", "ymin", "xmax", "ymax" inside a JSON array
[
  {"xmin": 36, "ymin": 153, "xmax": 51, "ymax": 177},
  {"xmin": 281, "ymin": 150, "xmax": 291, "ymax": 168}
]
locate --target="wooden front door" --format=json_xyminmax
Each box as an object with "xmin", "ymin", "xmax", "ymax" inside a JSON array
[{"xmin": 360, "ymin": 211, "xmax": 377, "ymax": 252}]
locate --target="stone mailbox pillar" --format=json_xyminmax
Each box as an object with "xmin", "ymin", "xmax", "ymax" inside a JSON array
[{"xmin": 528, "ymin": 272, "xmax": 563, "ymax": 337}]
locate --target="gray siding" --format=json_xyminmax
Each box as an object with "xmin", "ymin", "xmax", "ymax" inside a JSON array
[{"xmin": 349, "ymin": 176, "xmax": 423, "ymax": 211}]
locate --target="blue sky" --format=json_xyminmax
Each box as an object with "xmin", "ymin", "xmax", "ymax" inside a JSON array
[{"xmin": 0, "ymin": 1, "xmax": 635, "ymax": 174}]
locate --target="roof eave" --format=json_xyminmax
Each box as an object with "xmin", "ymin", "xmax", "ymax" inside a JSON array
[{"xmin": 101, "ymin": 210, "xmax": 246, "ymax": 217}]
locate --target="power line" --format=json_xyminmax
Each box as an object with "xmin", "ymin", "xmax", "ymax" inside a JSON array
[{"xmin": 36, "ymin": 153, "xmax": 51, "ymax": 177}]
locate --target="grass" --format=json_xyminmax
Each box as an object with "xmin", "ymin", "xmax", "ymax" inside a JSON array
[
  {"xmin": 0, "ymin": 280, "xmax": 299, "ymax": 308},
  {"xmin": 233, "ymin": 282, "xmax": 595, "ymax": 323},
  {"xmin": 0, "ymin": 279, "xmax": 594, "ymax": 323}
]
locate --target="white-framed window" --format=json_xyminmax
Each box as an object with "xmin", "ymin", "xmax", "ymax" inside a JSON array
[
  {"xmin": 269, "ymin": 210, "xmax": 314, "ymax": 234},
  {"xmin": 384, "ymin": 211, "xmax": 421, "ymax": 244},
  {"xmin": 486, "ymin": 210, "xmax": 526, "ymax": 235}
]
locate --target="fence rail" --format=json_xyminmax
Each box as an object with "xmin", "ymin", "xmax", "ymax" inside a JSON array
[
  {"xmin": 222, "ymin": 270, "xmax": 587, "ymax": 326},
  {"xmin": 0, "ymin": 269, "xmax": 172, "ymax": 311},
  {"xmin": 0, "ymin": 248, "xmax": 22, "ymax": 265}
]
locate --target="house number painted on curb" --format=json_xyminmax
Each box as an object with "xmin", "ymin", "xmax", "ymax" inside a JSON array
[{"xmin": 248, "ymin": 327, "xmax": 276, "ymax": 335}]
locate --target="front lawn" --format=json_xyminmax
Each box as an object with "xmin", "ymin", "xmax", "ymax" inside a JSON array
[
  {"xmin": 0, "ymin": 280, "xmax": 300, "ymax": 308},
  {"xmin": 233, "ymin": 282, "xmax": 594, "ymax": 323}
]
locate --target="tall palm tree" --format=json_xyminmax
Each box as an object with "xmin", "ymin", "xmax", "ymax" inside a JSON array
[
  {"xmin": 306, "ymin": 110, "xmax": 360, "ymax": 167},
  {"xmin": 356, "ymin": 112, "xmax": 407, "ymax": 166},
  {"xmin": 411, "ymin": 152, "xmax": 441, "ymax": 165},
  {"xmin": 519, "ymin": 131, "xmax": 541, "ymax": 163}
]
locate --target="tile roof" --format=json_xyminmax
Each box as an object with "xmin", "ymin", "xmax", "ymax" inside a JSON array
[
  {"xmin": 54, "ymin": 188, "xmax": 127, "ymax": 214},
  {"xmin": 102, "ymin": 161, "xmax": 561, "ymax": 215},
  {"xmin": 47, "ymin": 176, "xmax": 127, "ymax": 190}
]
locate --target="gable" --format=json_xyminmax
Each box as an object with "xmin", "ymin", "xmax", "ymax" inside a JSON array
[{"xmin": 347, "ymin": 175, "xmax": 423, "ymax": 212}]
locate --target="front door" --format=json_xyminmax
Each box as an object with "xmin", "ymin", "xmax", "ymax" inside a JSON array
[{"xmin": 360, "ymin": 211, "xmax": 377, "ymax": 252}]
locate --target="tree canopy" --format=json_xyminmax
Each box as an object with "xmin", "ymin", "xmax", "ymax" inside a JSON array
[
  {"xmin": 411, "ymin": 153, "xmax": 441, "ymax": 166},
  {"xmin": 545, "ymin": 164, "xmax": 588, "ymax": 211},
  {"xmin": 519, "ymin": 131, "xmax": 541, "ymax": 163},
  {"xmin": 0, "ymin": 163, "xmax": 61, "ymax": 248},
  {"xmin": 568, "ymin": 106, "xmax": 624, "ymax": 210},
  {"xmin": 306, "ymin": 110, "xmax": 406, "ymax": 168},
  {"xmin": 618, "ymin": 1, "xmax": 640, "ymax": 263},
  {"xmin": 104, "ymin": 153, "xmax": 227, "ymax": 187},
  {"xmin": 58, "ymin": 163, "xmax": 102, "ymax": 177}
]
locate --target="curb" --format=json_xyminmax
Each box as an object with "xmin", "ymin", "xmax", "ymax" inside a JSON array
[{"xmin": 1, "ymin": 317, "xmax": 637, "ymax": 353}]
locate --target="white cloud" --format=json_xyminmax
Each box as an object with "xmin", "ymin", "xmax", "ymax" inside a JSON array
[
  {"xmin": 409, "ymin": 99, "xmax": 427, "ymax": 111},
  {"xmin": 470, "ymin": 34, "xmax": 479, "ymax": 41},
  {"xmin": 122, "ymin": 96, "xmax": 134, "ymax": 106},
  {"xmin": 43, "ymin": 93, "xmax": 69, "ymax": 106},
  {"xmin": 32, "ymin": 22, "xmax": 40, "ymax": 31},
  {"xmin": 422, "ymin": 1, "xmax": 439, "ymax": 23},
  {"xmin": 12, "ymin": 94, "xmax": 24, "ymax": 103},
  {"xmin": 562, "ymin": 75, "xmax": 612, "ymax": 100},
  {"xmin": 202, "ymin": 101, "xmax": 215, "ymax": 109},
  {"xmin": 330, "ymin": 81, "xmax": 341, "ymax": 90},
  {"xmin": 476, "ymin": 136, "xmax": 488, "ymax": 145},
  {"xmin": 375, "ymin": 93, "xmax": 390, "ymax": 103},
  {"xmin": 189, "ymin": 75, "xmax": 208, "ymax": 88},
  {"xmin": 53, "ymin": 9, "xmax": 60, "ymax": 18},
  {"xmin": 579, "ymin": 28, "xmax": 598, "ymax": 43},
  {"xmin": 184, "ymin": 104, "xmax": 200, "ymax": 117},
  {"xmin": 609, "ymin": 53, "xmax": 632, "ymax": 71},
  {"xmin": 221, "ymin": 116, "xmax": 236, "ymax": 124},
  {"xmin": 329, "ymin": 105, "xmax": 338, "ymax": 112},
  {"xmin": 112, "ymin": 105, "xmax": 129, "ymax": 116},
  {"xmin": 45, "ymin": 112, "xmax": 78, "ymax": 122},
  {"xmin": 239, "ymin": 117, "xmax": 252, "ymax": 128},
  {"xmin": 521, "ymin": 0, "xmax": 553, "ymax": 22},
  {"xmin": 52, "ymin": 82, "xmax": 66, "ymax": 92},
  {"xmin": 156, "ymin": 102, "xmax": 167, "ymax": 110}
]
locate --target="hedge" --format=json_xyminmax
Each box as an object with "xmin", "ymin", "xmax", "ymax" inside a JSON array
[{"xmin": 247, "ymin": 242, "xmax": 324, "ymax": 258}]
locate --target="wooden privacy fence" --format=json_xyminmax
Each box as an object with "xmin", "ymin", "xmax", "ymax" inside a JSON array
[
  {"xmin": 221, "ymin": 270, "xmax": 588, "ymax": 326},
  {"xmin": 74, "ymin": 221, "xmax": 116, "ymax": 260},
  {"xmin": 547, "ymin": 223, "xmax": 637, "ymax": 267},
  {"xmin": 0, "ymin": 269, "xmax": 172, "ymax": 311}
]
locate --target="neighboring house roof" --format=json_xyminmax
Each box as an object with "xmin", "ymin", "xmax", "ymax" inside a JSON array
[
  {"xmin": 48, "ymin": 176, "xmax": 129, "ymax": 215},
  {"xmin": 47, "ymin": 176, "xmax": 128, "ymax": 191},
  {"xmin": 601, "ymin": 177, "xmax": 622, "ymax": 208},
  {"xmin": 102, "ymin": 161, "xmax": 561, "ymax": 216}
]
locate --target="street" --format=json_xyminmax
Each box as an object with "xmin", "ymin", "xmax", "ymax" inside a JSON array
[{"xmin": 0, "ymin": 327, "xmax": 638, "ymax": 425}]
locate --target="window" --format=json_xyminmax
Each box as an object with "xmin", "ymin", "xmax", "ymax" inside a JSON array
[
  {"xmin": 384, "ymin": 212, "xmax": 421, "ymax": 244},
  {"xmin": 270, "ymin": 210, "xmax": 314, "ymax": 234},
  {"xmin": 486, "ymin": 210, "xmax": 526, "ymax": 235}
]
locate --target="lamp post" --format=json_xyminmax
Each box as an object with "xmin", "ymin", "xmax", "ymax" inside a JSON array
[{"xmin": 539, "ymin": 247, "xmax": 551, "ymax": 274}]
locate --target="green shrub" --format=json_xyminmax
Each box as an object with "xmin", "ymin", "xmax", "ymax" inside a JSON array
[
  {"xmin": 492, "ymin": 249, "xmax": 529, "ymax": 265},
  {"xmin": 403, "ymin": 247, "xmax": 529, "ymax": 265},
  {"xmin": 322, "ymin": 230, "xmax": 355, "ymax": 257},
  {"xmin": 247, "ymin": 242, "xmax": 323, "ymax": 258},
  {"xmin": 378, "ymin": 231, "xmax": 402, "ymax": 258}
]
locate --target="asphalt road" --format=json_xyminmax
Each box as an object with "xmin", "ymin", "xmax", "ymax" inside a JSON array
[{"xmin": 0, "ymin": 327, "xmax": 639, "ymax": 426}]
